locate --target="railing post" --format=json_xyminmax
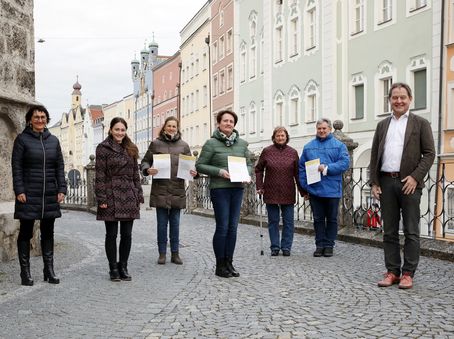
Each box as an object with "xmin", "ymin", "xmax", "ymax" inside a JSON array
[
  {"xmin": 85, "ymin": 154, "xmax": 96, "ymax": 211},
  {"xmin": 185, "ymin": 150, "xmax": 200, "ymax": 213},
  {"xmin": 333, "ymin": 120, "xmax": 358, "ymax": 228},
  {"xmin": 240, "ymin": 153, "xmax": 258, "ymax": 217}
]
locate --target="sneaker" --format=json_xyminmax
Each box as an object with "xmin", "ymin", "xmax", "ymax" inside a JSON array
[
  {"xmin": 282, "ymin": 250, "xmax": 290, "ymax": 257},
  {"xmin": 271, "ymin": 249, "xmax": 279, "ymax": 256},
  {"xmin": 398, "ymin": 272, "xmax": 413, "ymax": 289},
  {"xmin": 313, "ymin": 248, "xmax": 324, "ymax": 257},
  {"xmin": 323, "ymin": 248, "xmax": 333, "ymax": 257},
  {"xmin": 377, "ymin": 272, "xmax": 400, "ymax": 287}
]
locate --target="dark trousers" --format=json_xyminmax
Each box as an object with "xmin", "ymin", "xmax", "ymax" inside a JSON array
[
  {"xmin": 104, "ymin": 220, "xmax": 134, "ymax": 264},
  {"xmin": 210, "ymin": 188, "xmax": 244, "ymax": 259},
  {"xmin": 309, "ymin": 196, "xmax": 340, "ymax": 248},
  {"xmin": 380, "ymin": 176, "xmax": 422, "ymax": 277},
  {"xmin": 18, "ymin": 218, "xmax": 55, "ymax": 241}
]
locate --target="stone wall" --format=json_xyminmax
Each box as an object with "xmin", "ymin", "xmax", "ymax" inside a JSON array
[{"xmin": 0, "ymin": 0, "xmax": 37, "ymax": 261}]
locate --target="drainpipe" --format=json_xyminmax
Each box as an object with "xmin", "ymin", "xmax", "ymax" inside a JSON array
[{"xmin": 435, "ymin": 1, "xmax": 445, "ymax": 237}]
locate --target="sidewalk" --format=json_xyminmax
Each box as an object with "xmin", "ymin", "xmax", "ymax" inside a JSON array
[{"xmin": 0, "ymin": 208, "xmax": 453, "ymax": 338}]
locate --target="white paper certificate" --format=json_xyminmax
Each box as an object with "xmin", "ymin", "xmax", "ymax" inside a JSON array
[
  {"xmin": 177, "ymin": 154, "xmax": 196, "ymax": 181},
  {"xmin": 228, "ymin": 156, "xmax": 250, "ymax": 182},
  {"xmin": 153, "ymin": 154, "xmax": 171, "ymax": 179},
  {"xmin": 305, "ymin": 158, "xmax": 321, "ymax": 185}
]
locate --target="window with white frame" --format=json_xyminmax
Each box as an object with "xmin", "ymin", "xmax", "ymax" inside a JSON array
[
  {"xmin": 249, "ymin": 45, "xmax": 257, "ymax": 79},
  {"xmin": 195, "ymin": 89, "xmax": 199, "ymax": 110},
  {"xmin": 288, "ymin": 86, "xmax": 301, "ymax": 125},
  {"xmin": 190, "ymin": 92, "xmax": 194, "ymax": 112},
  {"xmin": 195, "ymin": 59, "xmax": 199, "ymax": 76},
  {"xmin": 260, "ymin": 30, "xmax": 264, "ymax": 74},
  {"xmin": 260, "ymin": 100, "xmax": 264, "ymax": 133},
  {"xmin": 213, "ymin": 74, "xmax": 218, "ymax": 97},
  {"xmin": 351, "ymin": 0, "xmax": 365, "ymax": 35},
  {"xmin": 226, "ymin": 29, "xmax": 233, "ymax": 54},
  {"xmin": 240, "ymin": 42, "xmax": 247, "ymax": 82},
  {"xmin": 304, "ymin": 80, "xmax": 319, "ymax": 122},
  {"xmin": 409, "ymin": 55, "xmax": 428, "ymax": 110},
  {"xmin": 275, "ymin": 23, "xmax": 284, "ymax": 63},
  {"xmin": 274, "ymin": 91, "xmax": 285, "ymax": 126},
  {"xmin": 351, "ymin": 73, "xmax": 365, "ymax": 119},
  {"xmin": 239, "ymin": 106, "xmax": 246, "ymax": 136},
  {"xmin": 413, "ymin": 68, "xmax": 427, "ymax": 110},
  {"xmin": 203, "ymin": 53, "xmax": 207, "ymax": 70},
  {"xmin": 289, "ymin": 16, "xmax": 299, "ymax": 57},
  {"xmin": 249, "ymin": 11, "xmax": 257, "ymax": 38},
  {"xmin": 203, "ymin": 85, "xmax": 208, "ymax": 107},
  {"xmin": 220, "ymin": 10, "xmax": 224, "ymax": 27},
  {"xmin": 379, "ymin": 0, "xmax": 392, "ymax": 23},
  {"xmin": 227, "ymin": 64, "xmax": 233, "ymax": 90},
  {"xmin": 219, "ymin": 69, "xmax": 225, "ymax": 95},
  {"xmin": 213, "ymin": 41, "xmax": 218, "ymax": 64},
  {"xmin": 249, "ymin": 102, "xmax": 257, "ymax": 134},
  {"xmin": 408, "ymin": 0, "xmax": 428, "ymax": 13},
  {"xmin": 219, "ymin": 35, "xmax": 225, "ymax": 60},
  {"xmin": 376, "ymin": 61, "xmax": 394, "ymax": 115},
  {"xmin": 305, "ymin": 1, "xmax": 317, "ymax": 50}
]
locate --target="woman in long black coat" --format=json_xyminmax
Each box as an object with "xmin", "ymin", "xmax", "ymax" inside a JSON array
[
  {"xmin": 95, "ymin": 117, "xmax": 144, "ymax": 281},
  {"xmin": 12, "ymin": 105, "xmax": 67, "ymax": 286}
]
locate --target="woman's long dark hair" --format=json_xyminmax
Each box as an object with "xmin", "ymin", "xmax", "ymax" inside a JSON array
[{"xmin": 108, "ymin": 117, "xmax": 139, "ymax": 160}]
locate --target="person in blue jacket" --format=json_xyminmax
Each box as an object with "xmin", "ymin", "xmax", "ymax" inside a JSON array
[{"xmin": 299, "ymin": 118, "xmax": 349, "ymax": 257}]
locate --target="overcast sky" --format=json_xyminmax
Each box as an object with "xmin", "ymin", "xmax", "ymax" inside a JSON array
[{"xmin": 34, "ymin": 0, "xmax": 208, "ymax": 123}]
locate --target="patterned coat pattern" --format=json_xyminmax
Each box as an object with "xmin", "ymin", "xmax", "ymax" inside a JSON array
[
  {"xmin": 140, "ymin": 133, "xmax": 191, "ymax": 209},
  {"xmin": 12, "ymin": 126, "xmax": 67, "ymax": 220},
  {"xmin": 255, "ymin": 143, "xmax": 305, "ymax": 205},
  {"xmin": 95, "ymin": 137, "xmax": 144, "ymax": 221}
]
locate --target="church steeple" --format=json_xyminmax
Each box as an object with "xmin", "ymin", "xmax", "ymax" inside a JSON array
[{"xmin": 71, "ymin": 76, "xmax": 82, "ymax": 109}]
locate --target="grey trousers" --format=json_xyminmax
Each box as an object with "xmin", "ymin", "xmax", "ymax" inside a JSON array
[{"xmin": 379, "ymin": 175, "xmax": 422, "ymax": 277}]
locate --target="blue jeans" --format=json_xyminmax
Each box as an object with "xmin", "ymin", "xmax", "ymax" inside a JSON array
[
  {"xmin": 156, "ymin": 207, "xmax": 181, "ymax": 254},
  {"xmin": 210, "ymin": 188, "xmax": 244, "ymax": 259},
  {"xmin": 266, "ymin": 204, "xmax": 294, "ymax": 251},
  {"xmin": 309, "ymin": 196, "xmax": 340, "ymax": 248}
]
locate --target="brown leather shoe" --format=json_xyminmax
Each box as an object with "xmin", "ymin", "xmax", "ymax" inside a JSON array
[
  {"xmin": 377, "ymin": 272, "xmax": 400, "ymax": 287},
  {"xmin": 398, "ymin": 272, "xmax": 413, "ymax": 289},
  {"xmin": 171, "ymin": 252, "xmax": 183, "ymax": 265},
  {"xmin": 157, "ymin": 253, "xmax": 166, "ymax": 265}
]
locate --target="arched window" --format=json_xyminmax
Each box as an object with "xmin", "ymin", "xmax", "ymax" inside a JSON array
[
  {"xmin": 304, "ymin": 80, "xmax": 319, "ymax": 122},
  {"xmin": 274, "ymin": 90, "xmax": 285, "ymax": 126},
  {"xmin": 288, "ymin": 85, "xmax": 301, "ymax": 125}
]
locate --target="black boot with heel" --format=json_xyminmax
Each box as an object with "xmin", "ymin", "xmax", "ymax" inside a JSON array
[
  {"xmin": 41, "ymin": 239, "xmax": 60, "ymax": 284},
  {"xmin": 18, "ymin": 240, "xmax": 34, "ymax": 286}
]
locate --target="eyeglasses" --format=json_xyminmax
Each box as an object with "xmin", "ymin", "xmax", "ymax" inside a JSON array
[{"xmin": 32, "ymin": 116, "xmax": 47, "ymax": 121}]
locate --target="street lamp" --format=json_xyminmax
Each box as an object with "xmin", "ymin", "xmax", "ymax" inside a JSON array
[{"xmin": 205, "ymin": 34, "xmax": 212, "ymax": 136}]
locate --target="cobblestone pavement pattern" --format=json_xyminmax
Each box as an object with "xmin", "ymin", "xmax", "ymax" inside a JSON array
[{"xmin": 0, "ymin": 208, "xmax": 453, "ymax": 338}]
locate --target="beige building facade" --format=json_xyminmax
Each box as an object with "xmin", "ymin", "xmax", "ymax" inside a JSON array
[{"xmin": 180, "ymin": 1, "xmax": 212, "ymax": 153}]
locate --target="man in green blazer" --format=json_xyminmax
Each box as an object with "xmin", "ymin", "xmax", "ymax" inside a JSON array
[{"xmin": 369, "ymin": 82, "xmax": 435, "ymax": 289}]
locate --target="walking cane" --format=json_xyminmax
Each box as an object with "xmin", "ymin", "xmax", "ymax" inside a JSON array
[{"xmin": 259, "ymin": 193, "xmax": 264, "ymax": 256}]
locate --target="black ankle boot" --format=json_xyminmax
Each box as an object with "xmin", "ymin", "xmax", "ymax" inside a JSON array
[
  {"xmin": 215, "ymin": 258, "xmax": 232, "ymax": 278},
  {"xmin": 17, "ymin": 240, "xmax": 33, "ymax": 286},
  {"xmin": 41, "ymin": 239, "xmax": 60, "ymax": 284},
  {"xmin": 117, "ymin": 262, "xmax": 131, "ymax": 281},
  {"xmin": 109, "ymin": 263, "xmax": 121, "ymax": 281},
  {"xmin": 225, "ymin": 257, "xmax": 240, "ymax": 277}
]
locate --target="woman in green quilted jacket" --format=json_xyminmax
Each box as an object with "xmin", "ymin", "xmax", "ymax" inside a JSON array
[{"xmin": 196, "ymin": 110, "xmax": 252, "ymax": 278}]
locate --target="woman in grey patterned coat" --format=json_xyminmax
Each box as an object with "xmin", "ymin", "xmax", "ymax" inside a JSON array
[{"xmin": 95, "ymin": 117, "xmax": 144, "ymax": 281}]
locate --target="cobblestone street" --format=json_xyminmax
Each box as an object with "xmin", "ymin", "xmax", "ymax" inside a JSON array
[{"xmin": 0, "ymin": 209, "xmax": 453, "ymax": 338}]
